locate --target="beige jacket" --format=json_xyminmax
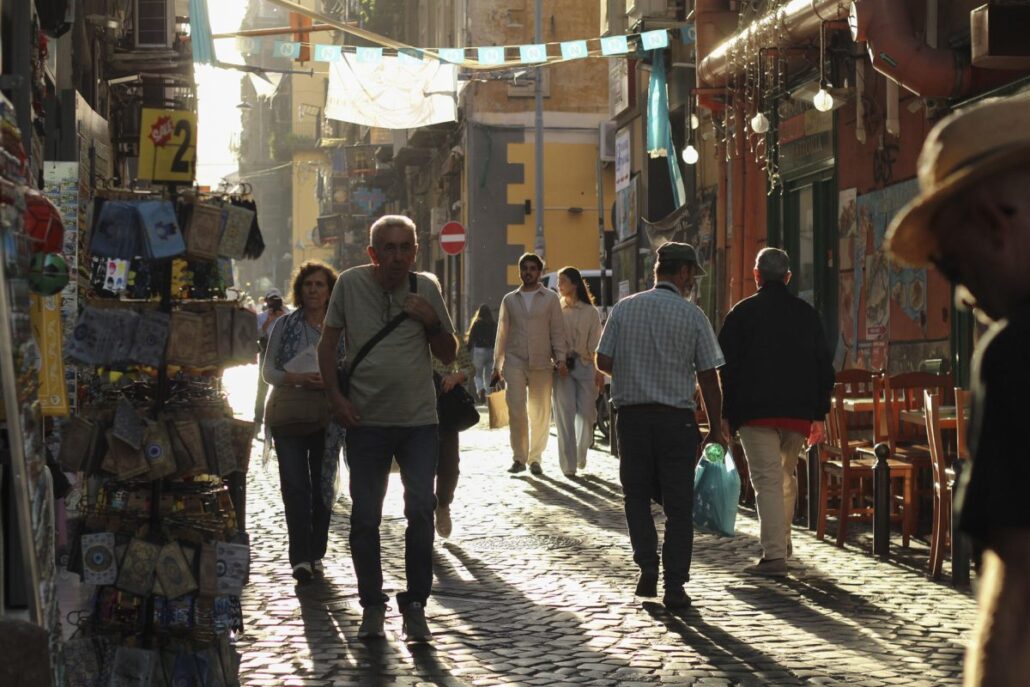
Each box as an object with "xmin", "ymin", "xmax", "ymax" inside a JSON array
[
  {"xmin": 562, "ymin": 299, "xmax": 602, "ymax": 363},
  {"xmin": 494, "ymin": 286, "xmax": 568, "ymax": 371}
]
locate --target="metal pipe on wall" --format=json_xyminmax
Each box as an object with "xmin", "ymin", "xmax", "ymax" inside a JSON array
[
  {"xmin": 697, "ymin": 0, "xmax": 850, "ymax": 89},
  {"xmin": 533, "ymin": 0, "xmax": 544, "ymax": 257}
]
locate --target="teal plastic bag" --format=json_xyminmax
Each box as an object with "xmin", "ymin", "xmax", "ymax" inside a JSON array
[{"xmin": 692, "ymin": 448, "xmax": 741, "ymax": 536}]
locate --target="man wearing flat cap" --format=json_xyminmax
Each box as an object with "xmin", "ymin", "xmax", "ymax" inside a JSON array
[
  {"xmin": 596, "ymin": 241, "xmax": 726, "ymax": 610},
  {"xmin": 884, "ymin": 95, "xmax": 1030, "ymax": 686}
]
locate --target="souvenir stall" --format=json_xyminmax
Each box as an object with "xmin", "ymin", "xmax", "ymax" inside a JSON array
[
  {"xmin": 53, "ymin": 103, "xmax": 265, "ymax": 684},
  {"xmin": 0, "ymin": 89, "xmax": 67, "ymax": 687}
]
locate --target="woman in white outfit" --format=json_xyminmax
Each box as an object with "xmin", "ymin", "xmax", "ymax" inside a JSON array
[{"xmin": 552, "ymin": 267, "xmax": 604, "ymax": 478}]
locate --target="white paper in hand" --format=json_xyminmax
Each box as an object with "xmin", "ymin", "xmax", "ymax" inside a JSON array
[{"xmin": 284, "ymin": 345, "xmax": 319, "ymax": 374}]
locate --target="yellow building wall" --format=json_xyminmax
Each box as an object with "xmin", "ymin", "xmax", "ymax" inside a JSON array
[
  {"xmin": 505, "ymin": 141, "xmax": 616, "ymax": 285},
  {"xmin": 291, "ymin": 150, "xmax": 334, "ymax": 271}
]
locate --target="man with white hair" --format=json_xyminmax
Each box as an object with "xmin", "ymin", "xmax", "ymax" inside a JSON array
[
  {"xmin": 885, "ymin": 95, "xmax": 1030, "ymax": 686},
  {"xmin": 317, "ymin": 215, "xmax": 457, "ymax": 644},
  {"xmin": 717, "ymin": 247, "xmax": 834, "ymax": 577}
]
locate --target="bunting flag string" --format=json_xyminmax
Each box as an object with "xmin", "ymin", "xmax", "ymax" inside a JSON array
[
  {"xmin": 233, "ymin": 27, "xmax": 688, "ymax": 70},
  {"xmin": 220, "ymin": 0, "xmax": 695, "ymax": 72}
]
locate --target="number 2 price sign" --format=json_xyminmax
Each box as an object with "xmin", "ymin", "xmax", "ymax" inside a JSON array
[{"xmin": 138, "ymin": 108, "xmax": 196, "ymax": 184}]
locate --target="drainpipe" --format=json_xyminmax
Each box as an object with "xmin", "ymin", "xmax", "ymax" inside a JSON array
[
  {"xmin": 850, "ymin": 0, "xmax": 970, "ymax": 98},
  {"xmin": 697, "ymin": 0, "xmax": 850, "ymax": 107}
]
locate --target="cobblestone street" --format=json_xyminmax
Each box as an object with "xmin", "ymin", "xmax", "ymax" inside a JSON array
[{"xmin": 237, "ymin": 411, "xmax": 977, "ymax": 687}]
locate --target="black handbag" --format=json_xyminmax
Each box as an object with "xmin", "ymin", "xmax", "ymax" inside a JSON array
[{"xmin": 435, "ymin": 373, "xmax": 481, "ymax": 432}]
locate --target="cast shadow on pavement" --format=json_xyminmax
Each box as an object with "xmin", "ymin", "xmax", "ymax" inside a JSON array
[
  {"xmin": 730, "ymin": 573, "xmax": 968, "ymax": 659},
  {"xmin": 428, "ymin": 541, "xmax": 658, "ymax": 684},
  {"xmin": 578, "ymin": 473, "xmax": 625, "ymax": 499},
  {"xmin": 641, "ymin": 602, "xmax": 806, "ymax": 686},
  {"xmin": 519, "ymin": 476, "xmax": 631, "ymax": 539},
  {"xmin": 294, "ymin": 577, "xmax": 388, "ymax": 680}
]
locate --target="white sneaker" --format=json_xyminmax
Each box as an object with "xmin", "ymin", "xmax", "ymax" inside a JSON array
[
  {"xmin": 435, "ymin": 506, "xmax": 452, "ymax": 538},
  {"xmin": 312, "ymin": 559, "xmax": 324, "ymax": 576},
  {"xmin": 357, "ymin": 605, "xmax": 386, "ymax": 639}
]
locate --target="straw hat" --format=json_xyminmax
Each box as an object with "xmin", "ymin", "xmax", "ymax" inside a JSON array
[{"xmin": 885, "ymin": 95, "xmax": 1030, "ymax": 267}]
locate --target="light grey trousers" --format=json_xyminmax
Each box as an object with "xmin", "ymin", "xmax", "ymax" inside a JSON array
[{"xmin": 552, "ymin": 361, "xmax": 599, "ymax": 475}]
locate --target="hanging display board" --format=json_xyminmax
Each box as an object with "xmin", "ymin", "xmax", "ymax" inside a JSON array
[{"xmin": 137, "ymin": 109, "xmax": 197, "ymax": 184}]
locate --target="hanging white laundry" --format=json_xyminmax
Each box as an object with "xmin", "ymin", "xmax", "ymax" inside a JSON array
[{"xmin": 325, "ymin": 54, "xmax": 460, "ymax": 129}]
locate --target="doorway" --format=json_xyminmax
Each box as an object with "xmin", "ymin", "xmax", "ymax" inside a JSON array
[{"xmin": 780, "ymin": 175, "xmax": 837, "ymax": 343}]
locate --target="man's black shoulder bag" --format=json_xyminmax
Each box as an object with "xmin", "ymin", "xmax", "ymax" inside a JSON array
[{"xmin": 337, "ymin": 272, "xmax": 417, "ymax": 396}]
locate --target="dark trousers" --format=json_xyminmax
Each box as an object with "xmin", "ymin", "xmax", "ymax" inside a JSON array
[
  {"xmin": 271, "ymin": 428, "xmax": 330, "ymax": 568},
  {"xmin": 345, "ymin": 425, "xmax": 438, "ymax": 610},
  {"xmin": 436, "ymin": 430, "xmax": 460, "ymax": 507},
  {"xmin": 616, "ymin": 407, "xmax": 699, "ymax": 588}
]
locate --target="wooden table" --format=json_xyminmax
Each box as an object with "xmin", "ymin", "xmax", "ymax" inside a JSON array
[
  {"xmin": 831, "ymin": 397, "xmax": 875, "ymax": 413},
  {"xmin": 899, "ymin": 406, "xmax": 967, "ymax": 429}
]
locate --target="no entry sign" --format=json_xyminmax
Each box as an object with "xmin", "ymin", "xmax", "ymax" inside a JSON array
[{"xmin": 440, "ymin": 221, "xmax": 466, "ymax": 256}]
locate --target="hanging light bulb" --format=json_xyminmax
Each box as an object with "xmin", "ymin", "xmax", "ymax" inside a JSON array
[
  {"xmin": 690, "ymin": 113, "xmax": 700, "ymax": 130},
  {"xmin": 682, "ymin": 144, "xmax": 699, "ymax": 165},
  {"xmin": 813, "ymin": 87, "xmax": 834, "ymax": 112},
  {"xmin": 750, "ymin": 112, "xmax": 769, "ymax": 133},
  {"xmin": 813, "ymin": 23, "xmax": 834, "ymax": 113}
]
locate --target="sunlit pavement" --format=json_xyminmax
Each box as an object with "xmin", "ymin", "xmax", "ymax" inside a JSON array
[{"xmin": 223, "ymin": 367, "xmax": 976, "ymax": 686}]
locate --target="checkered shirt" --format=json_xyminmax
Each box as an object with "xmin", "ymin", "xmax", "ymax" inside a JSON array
[{"xmin": 596, "ymin": 283, "xmax": 725, "ymax": 409}]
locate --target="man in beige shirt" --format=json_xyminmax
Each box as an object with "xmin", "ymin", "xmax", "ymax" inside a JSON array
[{"xmin": 492, "ymin": 253, "xmax": 568, "ymax": 474}]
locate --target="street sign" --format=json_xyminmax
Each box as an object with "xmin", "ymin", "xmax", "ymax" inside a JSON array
[
  {"xmin": 439, "ymin": 221, "xmax": 466, "ymax": 256},
  {"xmin": 138, "ymin": 108, "xmax": 196, "ymax": 184}
]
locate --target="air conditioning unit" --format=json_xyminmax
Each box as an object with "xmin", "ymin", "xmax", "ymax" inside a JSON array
[
  {"xmin": 134, "ymin": 0, "xmax": 174, "ymax": 49},
  {"xmin": 599, "ymin": 121, "xmax": 617, "ymax": 161},
  {"xmin": 626, "ymin": 0, "xmax": 676, "ymax": 29},
  {"xmin": 601, "ymin": 0, "xmax": 627, "ymax": 37}
]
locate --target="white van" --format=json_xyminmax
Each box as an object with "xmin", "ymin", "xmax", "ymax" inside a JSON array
[{"xmin": 541, "ymin": 269, "xmax": 613, "ymax": 322}]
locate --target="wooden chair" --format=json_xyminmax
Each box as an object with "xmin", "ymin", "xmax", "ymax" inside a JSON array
[
  {"xmin": 880, "ymin": 372, "xmax": 954, "ymax": 455},
  {"xmin": 819, "ymin": 377, "xmax": 916, "ymax": 548},
  {"xmin": 859, "ymin": 371, "xmax": 952, "ymax": 545},
  {"xmin": 818, "ymin": 370, "xmax": 876, "ymax": 545},
  {"xmin": 923, "ymin": 389, "xmax": 971, "ymax": 579},
  {"xmin": 955, "ymin": 387, "xmax": 972, "ymax": 461}
]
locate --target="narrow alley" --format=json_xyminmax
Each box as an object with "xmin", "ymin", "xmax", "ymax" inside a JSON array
[{"xmin": 239, "ymin": 417, "xmax": 975, "ymax": 686}]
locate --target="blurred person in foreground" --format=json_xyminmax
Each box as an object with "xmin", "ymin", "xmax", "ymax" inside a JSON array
[{"xmin": 884, "ymin": 95, "xmax": 1030, "ymax": 687}]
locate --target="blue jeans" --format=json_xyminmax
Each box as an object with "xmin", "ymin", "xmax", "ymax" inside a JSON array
[
  {"xmin": 346, "ymin": 425, "xmax": 438, "ymax": 610},
  {"xmin": 472, "ymin": 347, "xmax": 494, "ymax": 394},
  {"xmin": 271, "ymin": 428, "xmax": 330, "ymax": 568},
  {"xmin": 616, "ymin": 407, "xmax": 699, "ymax": 587}
]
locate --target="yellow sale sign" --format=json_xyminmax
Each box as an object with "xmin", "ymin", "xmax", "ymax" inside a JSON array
[{"xmin": 138, "ymin": 108, "xmax": 196, "ymax": 183}]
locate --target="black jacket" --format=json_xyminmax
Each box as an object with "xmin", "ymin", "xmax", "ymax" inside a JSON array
[{"xmin": 718, "ymin": 281, "xmax": 834, "ymax": 431}]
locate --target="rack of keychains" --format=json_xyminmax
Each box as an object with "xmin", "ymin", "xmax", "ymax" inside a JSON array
[{"xmin": 59, "ymin": 175, "xmax": 265, "ymax": 686}]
